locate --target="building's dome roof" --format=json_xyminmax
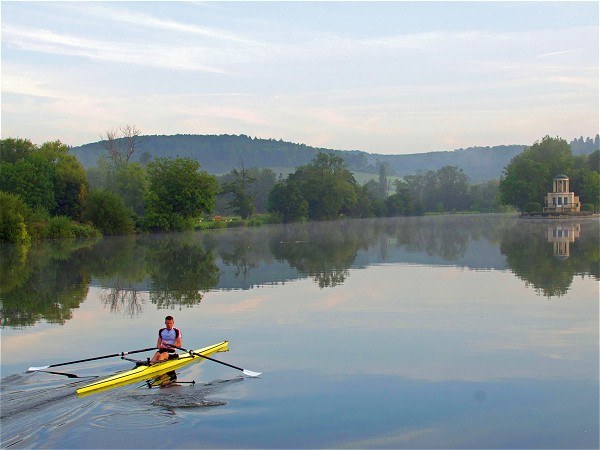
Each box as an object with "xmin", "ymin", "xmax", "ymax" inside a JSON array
[{"xmin": 553, "ymin": 174, "xmax": 569, "ymax": 179}]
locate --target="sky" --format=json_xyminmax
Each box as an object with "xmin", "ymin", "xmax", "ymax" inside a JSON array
[{"xmin": 1, "ymin": 1, "xmax": 598, "ymax": 155}]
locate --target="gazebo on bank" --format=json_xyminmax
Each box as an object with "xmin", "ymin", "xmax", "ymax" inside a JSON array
[{"xmin": 543, "ymin": 174, "xmax": 580, "ymax": 213}]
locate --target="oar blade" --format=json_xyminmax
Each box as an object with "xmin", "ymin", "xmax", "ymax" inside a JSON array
[
  {"xmin": 27, "ymin": 366, "xmax": 50, "ymax": 372},
  {"xmin": 42, "ymin": 370, "xmax": 84, "ymax": 378},
  {"xmin": 243, "ymin": 369, "xmax": 261, "ymax": 377}
]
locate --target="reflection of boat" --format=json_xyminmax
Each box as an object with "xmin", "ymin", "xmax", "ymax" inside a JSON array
[
  {"xmin": 546, "ymin": 224, "xmax": 581, "ymax": 259},
  {"xmin": 76, "ymin": 341, "xmax": 229, "ymax": 396}
]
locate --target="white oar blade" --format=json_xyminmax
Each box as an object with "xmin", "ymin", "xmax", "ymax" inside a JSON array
[
  {"xmin": 27, "ymin": 366, "xmax": 50, "ymax": 372},
  {"xmin": 243, "ymin": 369, "xmax": 261, "ymax": 377}
]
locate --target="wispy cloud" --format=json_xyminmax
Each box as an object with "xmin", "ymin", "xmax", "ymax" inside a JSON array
[
  {"xmin": 536, "ymin": 48, "xmax": 586, "ymax": 58},
  {"xmin": 80, "ymin": 3, "xmax": 259, "ymax": 45},
  {"xmin": 2, "ymin": 25, "xmax": 227, "ymax": 73}
]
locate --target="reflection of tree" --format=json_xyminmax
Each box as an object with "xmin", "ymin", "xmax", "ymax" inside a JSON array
[
  {"xmin": 500, "ymin": 220, "xmax": 599, "ymax": 297},
  {"xmin": 217, "ymin": 228, "xmax": 277, "ymax": 289},
  {"xmin": 0, "ymin": 240, "xmax": 96, "ymax": 327},
  {"xmin": 100, "ymin": 279, "xmax": 144, "ymax": 317},
  {"xmin": 86, "ymin": 235, "xmax": 148, "ymax": 317},
  {"xmin": 270, "ymin": 221, "xmax": 363, "ymax": 288},
  {"xmin": 3, "ymin": 216, "xmax": 595, "ymax": 326},
  {"xmin": 145, "ymin": 234, "xmax": 219, "ymax": 308},
  {"xmin": 0, "ymin": 245, "xmax": 30, "ymax": 294},
  {"xmin": 393, "ymin": 216, "xmax": 470, "ymax": 260}
]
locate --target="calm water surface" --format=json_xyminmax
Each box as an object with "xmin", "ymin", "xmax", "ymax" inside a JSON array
[{"xmin": 1, "ymin": 215, "xmax": 598, "ymax": 449}]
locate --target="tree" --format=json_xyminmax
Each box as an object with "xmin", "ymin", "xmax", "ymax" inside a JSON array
[
  {"xmin": 267, "ymin": 182, "xmax": 308, "ymax": 223},
  {"xmin": 220, "ymin": 163, "xmax": 256, "ymax": 220},
  {"xmin": 435, "ymin": 166, "xmax": 470, "ymax": 211},
  {"xmin": 469, "ymin": 180, "xmax": 500, "ymax": 212},
  {"xmin": 38, "ymin": 140, "xmax": 88, "ymax": 220},
  {"xmin": 579, "ymin": 171, "xmax": 600, "ymax": 211},
  {"xmin": 499, "ymin": 136, "xmax": 572, "ymax": 211},
  {"xmin": 114, "ymin": 163, "xmax": 148, "ymax": 216},
  {"xmin": 287, "ymin": 152, "xmax": 358, "ymax": 220},
  {"xmin": 145, "ymin": 157, "xmax": 218, "ymax": 231},
  {"xmin": 0, "ymin": 156, "xmax": 57, "ymax": 212},
  {"xmin": 0, "ymin": 191, "xmax": 31, "ymax": 244},
  {"xmin": 378, "ymin": 162, "xmax": 389, "ymax": 201},
  {"xmin": 353, "ymin": 183, "xmax": 386, "ymax": 218},
  {"xmin": 0, "ymin": 138, "xmax": 36, "ymax": 163},
  {"xmin": 100, "ymin": 124, "xmax": 141, "ymax": 167},
  {"xmin": 387, "ymin": 179, "xmax": 419, "ymax": 216},
  {"xmin": 248, "ymin": 168, "xmax": 277, "ymax": 213},
  {"xmin": 589, "ymin": 150, "xmax": 600, "ymax": 173},
  {"xmin": 83, "ymin": 190, "xmax": 134, "ymax": 235}
]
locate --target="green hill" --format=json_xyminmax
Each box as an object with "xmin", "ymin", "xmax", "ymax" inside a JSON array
[{"xmin": 69, "ymin": 133, "xmax": 596, "ymax": 182}]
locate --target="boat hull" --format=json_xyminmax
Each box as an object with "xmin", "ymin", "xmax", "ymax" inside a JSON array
[{"xmin": 76, "ymin": 341, "xmax": 229, "ymax": 396}]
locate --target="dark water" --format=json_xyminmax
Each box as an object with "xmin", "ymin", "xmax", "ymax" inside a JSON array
[{"xmin": 1, "ymin": 215, "xmax": 598, "ymax": 448}]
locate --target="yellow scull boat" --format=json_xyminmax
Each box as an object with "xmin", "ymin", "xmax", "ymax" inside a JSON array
[{"xmin": 76, "ymin": 340, "xmax": 229, "ymax": 396}]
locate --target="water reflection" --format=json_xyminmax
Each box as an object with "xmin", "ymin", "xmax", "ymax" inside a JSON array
[
  {"xmin": 546, "ymin": 222, "xmax": 580, "ymax": 259},
  {"xmin": 501, "ymin": 218, "xmax": 599, "ymax": 297},
  {"xmin": 1, "ymin": 215, "xmax": 598, "ymax": 326},
  {"xmin": 0, "ymin": 240, "xmax": 97, "ymax": 327}
]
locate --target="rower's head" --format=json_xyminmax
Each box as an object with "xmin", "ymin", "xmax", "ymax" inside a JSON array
[{"xmin": 165, "ymin": 315, "xmax": 174, "ymax": 329}]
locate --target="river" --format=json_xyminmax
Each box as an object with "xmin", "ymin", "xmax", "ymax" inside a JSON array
[{"xmin": 1, "ymin": 214, "xmax": 598, "ymax": 448}]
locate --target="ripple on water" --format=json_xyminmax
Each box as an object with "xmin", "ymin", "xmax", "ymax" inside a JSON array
[{"xmin": 89, "ymin": 410, "xmax": 179, "ymax": 430}]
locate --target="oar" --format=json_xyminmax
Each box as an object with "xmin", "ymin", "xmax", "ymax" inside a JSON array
[
  {"xmin": 39, "ymin": 370, "xmax": 93, "ymax": 379},
  {"xmin": 27, "ymin": 347, "xmax": 157, "ymax": 372},
  {"xmin": 167, "ymin": 344, "xmax": 261, "ymax": 377}
]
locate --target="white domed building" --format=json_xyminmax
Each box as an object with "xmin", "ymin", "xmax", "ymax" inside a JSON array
[{"xmin": 543, "ymin": 174, "xmax": 580, "ymax": 213}]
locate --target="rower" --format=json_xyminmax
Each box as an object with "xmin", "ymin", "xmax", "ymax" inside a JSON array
[{"xmin": 150, "ymin": 315, "xmax": 182, "ymax": 364}]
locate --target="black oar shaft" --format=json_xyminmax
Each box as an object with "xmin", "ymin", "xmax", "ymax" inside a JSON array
[
  {"xmin": 30, "ymin": 347, "xmax": 157, "ymax": 370},
  {"xmin": 166, "ymin": 344, "xmax": 261, "ymax": 376}
]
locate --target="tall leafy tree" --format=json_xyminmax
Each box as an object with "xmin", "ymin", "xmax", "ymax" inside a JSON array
[
  {"xmin": 0, "ymin": 191, "xmax": 31, "ymax": 244},
  {"xmin": 378, "ymin": 162, "xmax": 389, "ymax": 201},
  {"xmin": 288, "ymin": 152, "xmax": 358, "ymax": 220},
  {"xmin": 83, "ymin": 190, "xmax": 134, "ymax": 235},
  {"xmin": 0, "ymin": 156, "xmax": 57, "ymax": 212},
  {"xmin": 0, "ymin": 138, "xmax": 37, "ymax": 163},
  {"xmin": 499, "ymin": 136, "xmax": 573, "ymax": 211},
  {"xmin": 39, "ymin": 140, "xmax": 88, "ymax": 220},
  {"xmin": 387, "ymin": 179, "xmax": 420, "ymax": 216},
  {"xmin": 145, "ymin": 157, "xmax": 218, "ymax": 231},
  {"xmin": 114, "ymin": 163, "xmax": 148, "ymax": 216},
  {"xmin": 268, "ymin": 182, "xmax": 308, "ymax": 223},
  {"xmin": 220, "ymin": 164, "xmax": 256, "ymax": 220},
  {"xmin": 579, "ymin": 171, "xmax": 600, "ymax": 211},
  {"xmin": 433, "ymin": 166, "xmax": 470, "ymax": 211}
]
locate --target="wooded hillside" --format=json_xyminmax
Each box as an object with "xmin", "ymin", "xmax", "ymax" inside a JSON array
[{"xmin": 69, "ymin": 134, "xmax": 599, "ymax": 182}]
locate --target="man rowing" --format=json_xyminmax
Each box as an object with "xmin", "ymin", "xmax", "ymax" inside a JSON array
[{"xmin": 150, "ymin": 315, "xmax": 182, "ymax": 364}]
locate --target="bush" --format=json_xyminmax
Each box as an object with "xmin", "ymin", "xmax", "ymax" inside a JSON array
[
  {"xmin": 42, "ymin": 215, "xmax": 77, "ymax": 239},
  {"xmin": 83, "ymin": 190, "xmax": 134, "ymax": 235},
  {"xmin": 0, "ymin": 191, "xmax": 31, "ymax": 244},
  {"xmin": 581, "ymin": 203, "xmax": 595, "ymax": 212},
  {"xmin": 524, "ymin": 202, "xmax": 542, "ymax": 213},
  {"xmin": 41, "ymin": 215, "xmax": 101, "ymax": 239}
]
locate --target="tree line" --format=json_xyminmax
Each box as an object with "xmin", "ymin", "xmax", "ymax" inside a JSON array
[
  {"xmin": 1, "ymin": 133, "xmax": 599, "ymax": 244},
  {"xmin": 499, "ymin": 136, "xmax": 599, "ymax": 212}
]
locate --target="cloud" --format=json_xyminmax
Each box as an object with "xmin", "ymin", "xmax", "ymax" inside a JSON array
[
  {"xmin": 536, "ymin": 48, "xmax": 586, "ymax": 59},
  {"xmin": 2, "ymin": 25, "xmax": 227, "ymax": 73}
]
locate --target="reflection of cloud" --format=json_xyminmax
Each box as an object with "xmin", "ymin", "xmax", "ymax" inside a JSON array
[
  {"xmin": 2, "ymin": 330, "xmax": 65, "ymax": 364},
  {"xmin": 213, "ymin": 296, "xmax": 266, "ymax": 314},
  {"xmin": 322, "ymin": 293, "xmax": 347, "ymax": 309},
  {"xmin": 337, "ymin": 428, "xmax": 436, "ymax": 449}
]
